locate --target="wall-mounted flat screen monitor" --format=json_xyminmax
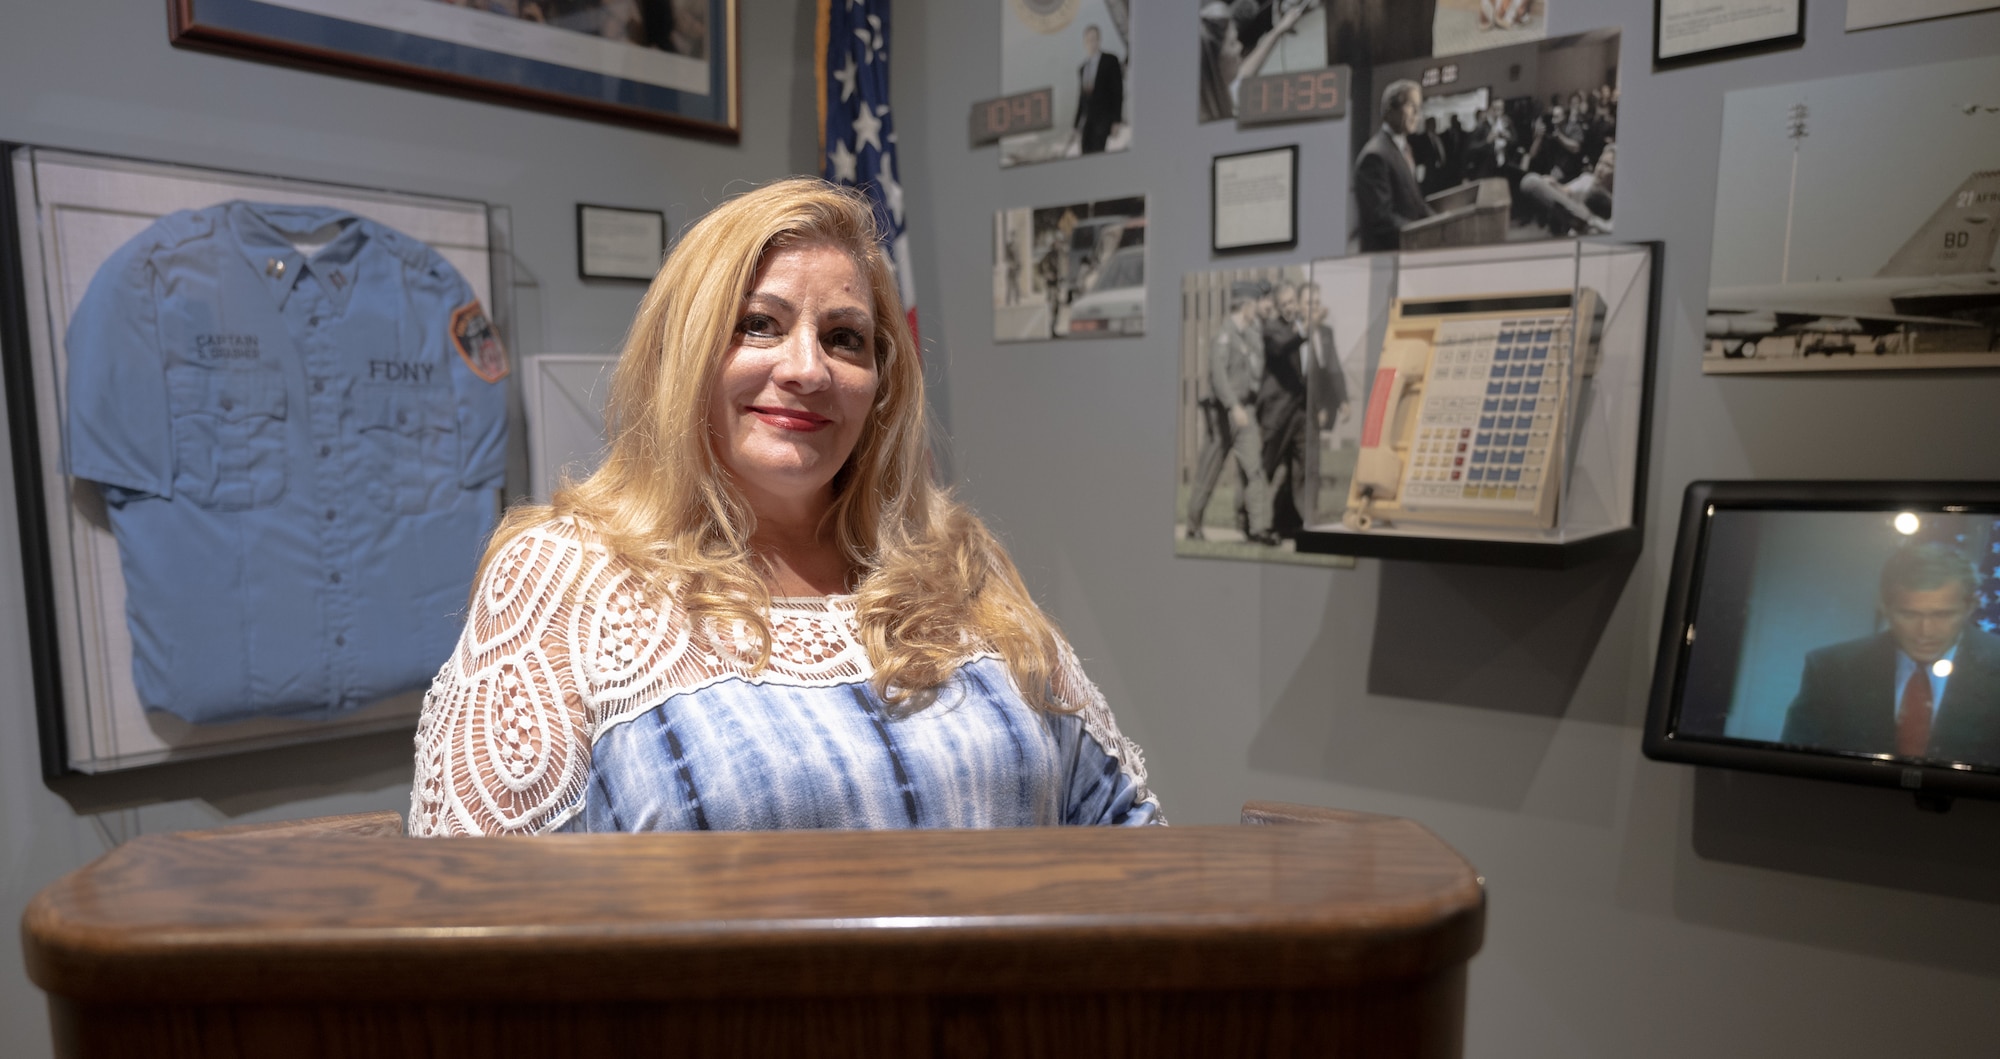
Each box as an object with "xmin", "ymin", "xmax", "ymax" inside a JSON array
[{"xmin": 1645, "ymin": 481, "xmax": 2000, "ymax": 807}]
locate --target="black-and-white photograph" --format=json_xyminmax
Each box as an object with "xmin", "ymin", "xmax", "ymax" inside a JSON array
[
  {"xmin": 1000, "ymin": 0, "xmax": 1132, "ymax": 167},
  {"xmin": 1197, "ymin": 0, "xmax": 1328, "ymax": 124},
  {"xmin": 1176, "ymin": 264, "xmax": 1362, "ymax": 566},
  {"xmin": 1348, "ymin": 29, "xmax": 1620, "ymax": 255},
  {"xmin": 1704, "ymin": 55, "xmax": 2000, "ymax": 373},
  {"xmin": 993, "ymin": 196, "xmax": 1146, "ymax": 341}
]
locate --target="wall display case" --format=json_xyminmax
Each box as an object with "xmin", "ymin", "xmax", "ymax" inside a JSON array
[
  {"xmin": 522, "ymin": 353, "xmax": 617, "ymax": 504},
  {"xmin": 1296, "ymin": 238, "xmax": 1658, "ymax": 567},
  {"xmin": 167, "ymin": 0, "xmax": 738, "ymax": 137},
  {"xmin": 1645, "ymin": 480, "xmax": 2000, "ymax": 810},
  {"xmin": 2, "ymin": 146, "xmax": 514, "ymax": 776}
]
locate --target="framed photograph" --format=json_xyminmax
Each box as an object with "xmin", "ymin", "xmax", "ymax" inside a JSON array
[
  {"xmin": 167, "ymin": 0, "xmax": 738, "ymax": 137},
  {"xmin": 1198, "ymin": 0, "xmax": 1328, "ymax": 124},
  {"xmin": 3, "ymin": 145, "xmax": 511, "ymax": 776},
  {"xmin": 1176, "ymin": 263, "xmax": 1355, "ymax": 568},
  {"xmin": 1350, "ymin": 30, "xmax": 1621, "ymax": 255},
  {"xmin": 1212, "ymin": 146, "xmax": 1298, "ymax": 254},
  {"xmin": 1848, "ymin": 0, "xmax": 1999, "ymax": 30},
  {"xmin": 999, "ymin": 0, "xmax": 1131, "ymax": 167},
  {"xmin": 1704, "ymin": 55, "xmax": 2000, "ymax": 374},
  {"xmin": 992, "ymin": 195, "xmax": 1145, "ymax": 342},
  {"xmin": 1654, "ymin": 0, "xmax": 1802, "ymax": 66},
  {"xmin": 577, "ymin": 203, "xmax": 666, "ymax": 281}
]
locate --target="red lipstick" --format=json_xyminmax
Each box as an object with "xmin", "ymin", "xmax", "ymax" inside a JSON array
[{"xmin": 748, "ymin": 405, "xmax": 831, "ymax": 431}]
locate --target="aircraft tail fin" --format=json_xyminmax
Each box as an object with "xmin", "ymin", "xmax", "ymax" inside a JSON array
[{"xmin": 1878, "ymin": 170, "xmax": 2000, "ymax": 277}]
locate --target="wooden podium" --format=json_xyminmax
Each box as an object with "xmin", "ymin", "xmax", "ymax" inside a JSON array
[{"xmin": 24, "ymin": 807, "xmax": 1483, "ymax": 1058}]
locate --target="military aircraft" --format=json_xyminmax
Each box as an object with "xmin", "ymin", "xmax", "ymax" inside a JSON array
[{"xmin": 1706, "ymin": 169, "xmax": 2000, "ymax": 358}]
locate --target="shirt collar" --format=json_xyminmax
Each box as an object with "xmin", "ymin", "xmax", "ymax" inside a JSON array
[
  {"xmin": 1896, "ymin": 640, "xmax": 1962, "ymax": 688},
  {"xmin": 226, "ymin": 201, "xmax": 368, "ymax": 311}
]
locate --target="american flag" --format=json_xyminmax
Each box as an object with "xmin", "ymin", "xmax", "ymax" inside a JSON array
[
  {"xmin": 1914, "ymin": 517, "xmax": 2000, "ymax": 634},
  {"xmin": 819, "ymin": 0, "xmax": 918, "ymax": 348},
  {"xmin": 1979, "ymin": 520, "xmax": 2000, "ymax": 635}
]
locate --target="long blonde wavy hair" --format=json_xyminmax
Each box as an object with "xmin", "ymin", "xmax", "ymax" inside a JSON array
[{"xmin": 480, "ymin": 178, "xmax": 1069, "ymax": 713}]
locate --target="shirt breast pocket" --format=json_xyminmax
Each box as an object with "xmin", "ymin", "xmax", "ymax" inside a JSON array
[
  {"xmin": 165, "ymin": 366, "xmax": 289, "ymax": 510},
  {"xmin": 351, "ymin": 385, "xmax": 461, "ymax": 515}
]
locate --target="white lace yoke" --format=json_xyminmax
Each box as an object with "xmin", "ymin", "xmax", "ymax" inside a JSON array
[{"xmin": 410, "ymin": 519, "xmax": 1152, "ymax": 836}]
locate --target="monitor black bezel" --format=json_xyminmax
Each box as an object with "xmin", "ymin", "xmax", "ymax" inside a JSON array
[{"xmin": 1643, "ymin": 480, "xmax": 2000, "ymax": 804}]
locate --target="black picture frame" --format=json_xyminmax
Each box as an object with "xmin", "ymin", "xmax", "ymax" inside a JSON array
[
  {"xmin": 167, "ymin": 0, "xmax": 739, "ymax": 138},
  {"xmin": 576, "ymin": 203, "xmax": 668, "ymax": 282},
  {"xmin": 1653, "ymin": 0, "xmax": 1805, "ymax": 68},
  {"xmin": 1643, "ymin": 479, "xmax": 2000, "ymax": 809},
  {"xmin": 1211, "ymin": 145, "xmax": 1299, "ymax": 255}
]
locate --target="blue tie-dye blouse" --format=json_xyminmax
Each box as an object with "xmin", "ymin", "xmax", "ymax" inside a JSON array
[{"xmin": 410, "ymin": 519, "xmax": 1161, "ymax": 836}]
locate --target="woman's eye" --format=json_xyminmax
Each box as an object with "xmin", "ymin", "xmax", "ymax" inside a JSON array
[
  {"xmin": 827, "ymin": 328, "xmax": 868, "ymax": 353},
  {"xmin": 737, "ymin": 313, "xmax": 779, "ymax": 338}
]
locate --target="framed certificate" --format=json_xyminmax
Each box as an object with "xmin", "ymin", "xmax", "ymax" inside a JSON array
[
  {"xmin": 1654, "ymin": 0, "xmax": 1804, "ymax": 66},
  {"xmin": 1211, "ymin": 145, "xmax": 1298, "ymax": 255},
  {"xmin": 577, "ymin": 203, "xmax": 667, "ymax": 281}
]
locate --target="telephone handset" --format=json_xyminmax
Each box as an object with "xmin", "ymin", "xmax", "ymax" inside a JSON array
[
  {"xmin": 1351, "ymin": 337, "xmax": 1433, "ymax": 511},
  {"xmin": 1344, "ymin": 289, "xmax": 1602, "ymax": 533}
]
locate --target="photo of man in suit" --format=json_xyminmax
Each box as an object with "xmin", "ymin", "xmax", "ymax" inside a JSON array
[
  {"xmin": 1781, "ymin": 541, "xmax": 2000, "ymax": 764},
  {"xmin": 1073, "ymin": 24, "xmax": 1126, "ymax": 155},
  {"xmin": 1352, "ymin": 79, "xmax": 1436, "ymax": 252}
]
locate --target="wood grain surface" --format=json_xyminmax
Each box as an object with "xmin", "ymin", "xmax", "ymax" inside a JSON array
[
  {"xmin": 26, "ymin": 818, "xmax": 1483, "ymax": 1057},
  {"xmin": 27, "ymin": 820, "xmax": 1480, "ymax": 1001}
]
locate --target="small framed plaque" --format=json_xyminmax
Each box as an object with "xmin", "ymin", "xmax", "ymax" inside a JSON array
[
  {"xmin": 1211, "ymin": 145, "xmax": 1298, "ymax": 254},
  {"xmin": 577, "ymin": 203, "xmax": 667, "ymax": 282},
  {"xmin": 1654, "ymin": 0, "xmax": 1804, "ymax": 66}
]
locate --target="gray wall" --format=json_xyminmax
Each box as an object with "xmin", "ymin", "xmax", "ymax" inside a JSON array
[
  {"xmin": 900, "ymin": 1, "xmax": 2000, "ymax": 1057},
  {"xmin": 4, "ymin": 0, "xmax": 2000, "ymax": 1056},
  {"xmin": 0, "ymin": 0, "xmax": 813, "ymax": 1049}
]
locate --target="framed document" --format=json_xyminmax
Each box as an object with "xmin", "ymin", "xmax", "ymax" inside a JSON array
[
  {"xmin": 1211, "ymin": 146, "xmax": 1298, "ymax": 255},
  {"xmin": 577, "ymin": 204, "xmax": 667, "ymax": 281},
  {"xmin": 167, "ymin": 0, "xmax": 739, "ymax": 137},
  {"xmin": 1654, "ymin": 0, "xmax": 1803, "ymax": 66}
]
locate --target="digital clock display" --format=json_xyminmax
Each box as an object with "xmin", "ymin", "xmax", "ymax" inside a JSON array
[
  {"xmin": 969, "ymin": 88, "xmax": 1054, "ymax": 146},
  {"xmin": 1236, "ymin": 65, "xmax": 1351, "ymax": 127}
]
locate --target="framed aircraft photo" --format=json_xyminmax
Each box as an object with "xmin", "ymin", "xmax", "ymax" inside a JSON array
[
  {"xmin": 167, "ymin": 0, "xmax": 739, "ymax": 137},
  {"xmin": 1703, "ymin": 55, "xmax": 2000, "ymax": 373}
]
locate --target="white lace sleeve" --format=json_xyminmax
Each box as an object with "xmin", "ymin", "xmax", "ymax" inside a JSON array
[
  {"xmin": 1051, "ymin": 636, "xmax": 1164, "ymax": 824},
  {"xmin": 409, "ymin": 520, "xmax": 602, "ymax": 836}
]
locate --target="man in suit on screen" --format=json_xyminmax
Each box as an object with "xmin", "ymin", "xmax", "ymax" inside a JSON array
[
  {"xmin": 1352, "ymin": 79, "xmax": 1435, "ymax": 252},
  {"xmin": 1781, "ymin": 542, "xmax": 2000, "ymax": 765}
]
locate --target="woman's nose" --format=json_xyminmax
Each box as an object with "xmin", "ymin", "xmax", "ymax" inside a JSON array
[{"xmin": 771, "ymin": 327, "xmax": 832, "ymax": 391}]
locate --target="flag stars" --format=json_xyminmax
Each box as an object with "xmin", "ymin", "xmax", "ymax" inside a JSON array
[
  {"xmin": 832, "ymin": 54, "xmax": 858, "ymax": 103},
  {"xmin": 828, "ymin": 138, "xmax": 858, "ymax": 183},
  {"xmin": 878, "ymin": 153, "xmax": 903, "ymax": 225},
  {"xmin": 855, "ymin": 13, "xmax": 883, "ymax": 64},
  {"xmin": 852, "ymin": 103, "xmax": 884, "ymax": 153}
]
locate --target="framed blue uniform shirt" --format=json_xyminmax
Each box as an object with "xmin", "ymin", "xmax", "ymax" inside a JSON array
[{"xmin": 4, "ymin": 147, "xmax": 513, "ymax": 774}]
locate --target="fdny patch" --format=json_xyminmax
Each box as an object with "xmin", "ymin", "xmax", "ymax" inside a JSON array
[{"xmin": 450, "ymin": 300, "xmax": 510, "ymax": 384}]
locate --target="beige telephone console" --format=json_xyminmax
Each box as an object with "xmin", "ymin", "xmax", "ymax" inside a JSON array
[{"xmin": 1344, "ymin": 289, "xmax": 1603, "ymax": 532}]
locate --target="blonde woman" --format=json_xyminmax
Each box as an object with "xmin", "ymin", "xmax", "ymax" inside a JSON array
[{"xmin": 410, "ymin": 179, "xmax": 1161, "ymax": 835}]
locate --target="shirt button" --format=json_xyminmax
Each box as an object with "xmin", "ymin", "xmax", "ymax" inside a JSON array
[
  {"xmin": 312, "ymin": 380, "xmax": 324, "ymax": 394},
  {"xmin": 333, "ymin": 635, "xmax": 346, "ymax": 647},
  {"xmin": 324, "ymin": 508, "xmax": 336, "ymax": 521},
  {"xmin": 310, "ymin": 317, "xmax": 322, "ymax": 326},
  {"xmin": 219, "ymin": 398, "xmax": 234, "ymax": 412},
  {"xmin": 318, "ymin": 444, "xmax": 331, "ymax": 457},
  {"xmin": 330, "ymin": 572, "xmax": 343, "ymax": 584}
]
